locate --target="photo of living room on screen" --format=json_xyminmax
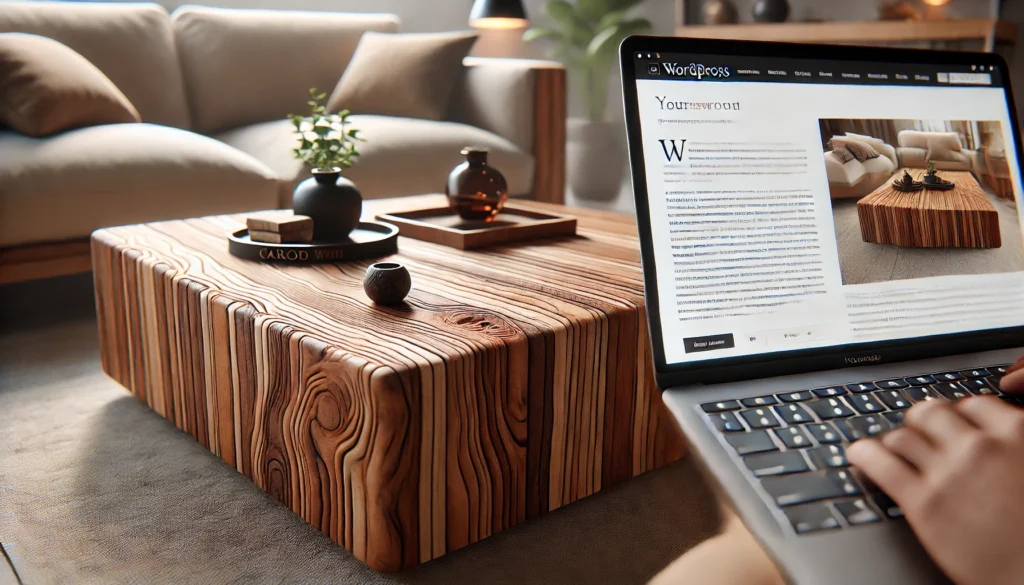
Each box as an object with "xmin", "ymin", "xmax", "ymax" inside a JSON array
[{"xmin": 819, "ymin": 118, "xmax": 1023, "ymax": 286}]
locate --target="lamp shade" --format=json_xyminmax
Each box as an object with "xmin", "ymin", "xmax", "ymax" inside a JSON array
[{"xmin": 469, "ymin": 0, "xmax": 528, "ymax": 29}]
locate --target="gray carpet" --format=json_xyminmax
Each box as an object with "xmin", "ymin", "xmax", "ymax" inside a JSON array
[
  {"xmin": 833, "ymin": 190, "xmax": 1023, "ymax": 285},
  {"xmin": 0, "ymin": 275, "xmax": 720, "ymax": 585}
]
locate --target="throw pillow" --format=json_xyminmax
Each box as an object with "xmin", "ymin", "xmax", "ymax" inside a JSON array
[
  {"xmin": 924, "ymin": 133, "xmax": 964, "ymax": 162},
  {"xmin": 326, "ymin": 31, "xmax": 478, "ymax": 121},
  {"xmin": 0, "ymin": 33, "xmax": 140, "ymax": 137},
  {"xmin": 830, "ymin": 138, "xmax": 880, "ymax": 162},
  {"xmin": 829, "ymin": 147, "xmax": 855, "ymax": 164},
  {"xmin": 843, "ymin": 132, "xmax": 888, "ymax": 152}
]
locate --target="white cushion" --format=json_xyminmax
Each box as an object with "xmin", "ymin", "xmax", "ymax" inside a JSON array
[
  {"xmin": 825, "ymin": 155, "xmax": 864, "ymax": 185},
  {"xmin": 172, "ymin": 6, "xmax": 399, "ymax": 134},
  {"xmin": 0, "ymin": 1, "xmax": 190, "ymax": 129},
  {"xmin": 898, "ymin": 130, "xmax": 962, "ymax": 151},
  {"xmin": 861, "ymin": 156, "xmax": 895, "ymax": 174},
  {"xmin": 216, "ymin": 115, "xmax": 535, "ymax": 205},
  {"xmin": 0, "ymin": 124, "xmax": 279, "ymax": 246}
]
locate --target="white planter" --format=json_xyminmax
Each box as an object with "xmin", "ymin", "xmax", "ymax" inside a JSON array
[{"xmin": 566, "ymin": 118, "xmax": 625, "ymax": 201}]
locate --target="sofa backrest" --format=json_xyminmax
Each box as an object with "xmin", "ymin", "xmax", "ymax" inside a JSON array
[
  {"xmin": 0, "ymin": 2, "xmax": 191, "ymax": 129},
  {"xmin": 171, "ymin": 7, "xmax": 400, "ymax": 135},
  {"xmin": 897, "ymin": 130, "xmax": 962, "ymax": 152}
]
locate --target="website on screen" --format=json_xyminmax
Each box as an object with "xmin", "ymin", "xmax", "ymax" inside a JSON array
[{"xmin": 633, "ymin": 54, "xmax": 1024, "ymax": 364}]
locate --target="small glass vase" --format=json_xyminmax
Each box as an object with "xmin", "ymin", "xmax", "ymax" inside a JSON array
[{"xmin": 445, "ymin": 148, "xmax": 509, "ymax": 222}]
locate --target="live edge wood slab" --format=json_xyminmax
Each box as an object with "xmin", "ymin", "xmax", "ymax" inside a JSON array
[
  {"xmin": 857, "ymin": 169, "xmax": 1001, "ymax": 249},
  {"xmin": 91, "ymin": 194, "xmax": 685, "ymax": 572}
]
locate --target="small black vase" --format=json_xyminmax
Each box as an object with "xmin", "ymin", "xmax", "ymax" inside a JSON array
[
  {"xmin": 363, "ymin": 262, "xmax": 412, "ymax": 305},
  {"xmin": 292, "ymin": 168, "xmax": 362, "ymax": 241},
  {"xmin": 752, "ymin": 0, "xmax": 789, "ymax": 22}
]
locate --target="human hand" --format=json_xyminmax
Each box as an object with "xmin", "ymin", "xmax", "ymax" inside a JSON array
[
  {"xmin": 1000, "ymin": 355, "xmax": 1024, "ymax": 392},
  {"xmin": 847, "ymin": 391, "xmax": 1024, "ymax": 585}
]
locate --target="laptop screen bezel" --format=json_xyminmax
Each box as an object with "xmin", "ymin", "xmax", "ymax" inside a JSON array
[{"xmin": 620, "ymin": 36, "xmax": 1024, "ymax": 388}]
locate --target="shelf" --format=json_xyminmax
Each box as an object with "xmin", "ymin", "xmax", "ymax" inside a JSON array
[{"xmin": 674, "ymin": 19, "xmax": 1017, "ymax": 51}]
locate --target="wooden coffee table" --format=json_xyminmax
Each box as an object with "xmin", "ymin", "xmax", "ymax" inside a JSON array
[
  {"xmin": 91, "ymin": 194, "xmax": 685, "ymax": 572},
  {"xmin": 857, "ymin": 169, "xmax": 1001, "ymax": 248}
]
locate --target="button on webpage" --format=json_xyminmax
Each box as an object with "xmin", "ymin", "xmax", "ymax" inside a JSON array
[{"xmin": 683, "ymin": 333, "xmax": 735, "ymax": 353}]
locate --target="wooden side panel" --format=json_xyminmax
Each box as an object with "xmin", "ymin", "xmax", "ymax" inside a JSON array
[{"xmin": 531, "ymin": 67, "xmax": 567, "ymax": 205}]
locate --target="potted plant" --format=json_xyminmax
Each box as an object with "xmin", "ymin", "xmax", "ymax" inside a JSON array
[
  {"xmin": 289, "ymin": 88, "xmax": 364, "ymax": 241},
  {"xmin": 525, "ymin": 0, "xmax": 651, "ymax": 201},
  {"xmin": 923, "ymin": 160, "xmax": 939, "ymax": 184}
]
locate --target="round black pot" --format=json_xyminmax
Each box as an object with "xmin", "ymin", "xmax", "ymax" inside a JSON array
[
  {"xmin": 752, "ymin": 0, "xmax": 789, "ymax": 22},
  {"xmin": 292, "ymin": 168, "xmax": 362, "ymax": 241},
  {"xmin": 363, "ymin": 262, "xmax": 412, "ymax": 306}
]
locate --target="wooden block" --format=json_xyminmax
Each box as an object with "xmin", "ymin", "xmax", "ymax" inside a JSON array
[
  {"xmin": 248, "ymin": 229, "xmax": 313, "ymax": 244},
  {"xmin": 246, "ymin": 214, "xmax": 313, "ymax": 235},
  {"xmin": 91, "ymin": 194, "xmax": 686, "ymax": 573},
  {"xmin": 857, "ymin": 169, "xmax": 1001, "ymax": 249}
]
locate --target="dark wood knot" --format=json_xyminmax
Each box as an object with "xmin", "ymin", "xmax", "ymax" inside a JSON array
[{"xmin": 443, "ymin": 310, "xmax": 520, "ymax": 338}]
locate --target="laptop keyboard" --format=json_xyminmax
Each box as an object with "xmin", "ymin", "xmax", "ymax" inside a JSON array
[{"xmin": 702, "ymin": 364, "xmax": 1014, "ymax": 535}]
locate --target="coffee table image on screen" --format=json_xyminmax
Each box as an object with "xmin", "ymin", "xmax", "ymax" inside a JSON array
[{"xmin": 819, "ymin": 118, "xmax": 1023, "ymax": 285}]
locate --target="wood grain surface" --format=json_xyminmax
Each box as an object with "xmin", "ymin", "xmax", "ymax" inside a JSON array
[
  {"xmin": 91, "ymin": 195, "xmax": 685, "ymax": 572},
  {"xmin": 857, "ymin": 169, "xmax": 1002, "ymax": 248}
]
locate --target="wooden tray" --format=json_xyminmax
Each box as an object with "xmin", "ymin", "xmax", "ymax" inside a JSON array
[
  {"xmin": 227, "ymin": 221, "xmax": 398, "ymax": 264},
  {"xmin": 376, "ymin": 205, "xmax": 576, "ymax": 250}
]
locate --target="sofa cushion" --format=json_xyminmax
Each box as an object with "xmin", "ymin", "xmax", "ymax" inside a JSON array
[
  {"xmin": 0, "ymin": 124, "xmax": 279, "ymax": 246},
  {"xmin": 830, "ymin": 138, "xmax": 879, "ymax": 162},
  {"xmin": 172, "ymin": 7, "xmax": 400, "ymax": 134},
  {"xmin": 326, "ymin": 31, "xmax": 478, "ymax": 121},
  {"xmin": 216, "ymin": 115, "xmax": 535, "ymax": 205},
  {"xmin": 0, "ymin": 2, "xmax": 190, "ymax": 129},
  {"xmin": 897, "ymin": 130, "xmax": 962, "ymax": 151},
  {"xmin": 0, "ymin": 34, "xmax": 140, "ymax": 137}
]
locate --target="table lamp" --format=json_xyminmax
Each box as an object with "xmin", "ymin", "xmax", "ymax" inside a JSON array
[{"xmin": 469, "ymin": 0, "xmax": 528, "ymax": 29}]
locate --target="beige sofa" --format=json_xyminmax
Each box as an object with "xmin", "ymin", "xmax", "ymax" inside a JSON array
[
  {"xmin": 895, "ymin": 130, "xmax": 980, "ymax": 172},
  {"xmin": 823, "ymin": 133, "xmax": 898, "ymax": 199},
  {"xmin": 0, "ymin": 2, "xmax": 566, "ymax": 283}
]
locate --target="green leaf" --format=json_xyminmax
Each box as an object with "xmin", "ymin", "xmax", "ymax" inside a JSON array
[
  {"xmin": 596, "ymin": 9, "xmax": 629, "ymax": 33},
  {"xmin": 546, "ymin": 0, "xmax": 593, "ymax": 47},
  {"xmin": 585, "ymin": 18, "xmax": 652, "ymax": 66},
  {"xmin": 576, "ymin": 0, "xmax": 610, "ymax": 22},
  {"xmin": 609, "ymin": 0, "xmax": 644, "ymax": 11},
  {"xmin": 523, "ymin": 26, "xmax": 564, "ymax": 43}
]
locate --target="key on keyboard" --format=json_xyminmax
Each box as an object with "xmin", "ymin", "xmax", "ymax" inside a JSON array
[
  {"xmin": 744, "ymin": 451, "xmax": 809, "ymax": 477},
  {"xmin": 710, "ymin": 412, "xmax": 744, "ymax": 432},
  {"xmin": 784, "ymin": 502, "xmax": 841, "ymax": 533},
  {"xmin": 774, "ymin": 426, "xmax": 812, "ymax": 449},
  {"xmin": 762, "ymin": 469, "xmax": 860, "ymax": 507},
  {"xmin": 848, "ymin": 394, "xmax": 885, "ymax": 414},
  {"xmin": 725, "ymin": 430, "xmax": 777, "ymax": 455},
  {"xmin": 807, "ymin": 398, "xmax": 855, "ymax": 419},
  {"xmin": 774, "ymin": 403, "xmax": 813, "ymax": 424},
  {"xmin": 875, "ymin": 390, "xmax": 910, "ymax": 410},
  {"xmin": 808, "ymin": 444, "xmax": 847, "ymax": 468},
  {"xmin": 805, "ymin": 422, "xmax": 842, "ymax": 444},
  {"xmin": 834, "ymin": 498, "xmax": 881, "ymax": 525},
  {"xmin": 740, "ymin": 408, "xmax": 781, "ymax": 429}
]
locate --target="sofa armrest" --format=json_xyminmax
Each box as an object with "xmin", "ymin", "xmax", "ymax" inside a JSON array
[{"xmin": 447, "ymin": 57, "xmax": 566, "ymax": 204}]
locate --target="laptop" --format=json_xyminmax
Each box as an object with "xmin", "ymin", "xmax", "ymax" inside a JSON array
[{"xmin": 619, "ymin": 36, "xmax": 1024, "ymax": 585}]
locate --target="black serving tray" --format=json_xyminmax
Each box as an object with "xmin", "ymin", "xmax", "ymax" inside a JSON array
[{"xmin": 228, "ymin": 221, "xmax": 398, "ymax": 264}]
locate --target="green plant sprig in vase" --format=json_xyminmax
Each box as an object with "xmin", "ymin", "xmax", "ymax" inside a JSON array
[{"xmin": 288, "ymin": 88, "xmax": 366, "ymax": 241}]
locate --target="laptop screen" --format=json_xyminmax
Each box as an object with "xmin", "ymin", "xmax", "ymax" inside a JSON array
[{"xmin": 630, "ymin": 51, "xmax": 1024, "ymax": 367}]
